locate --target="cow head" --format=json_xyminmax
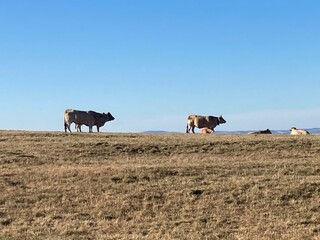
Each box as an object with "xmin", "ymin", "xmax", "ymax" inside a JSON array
[
  {"xmin": 265, "ymin": 129, "xmax": 272, "ymax": 134},
  {"xmin": 96, "ymin": 112, "xmax": 115, "ymax": 127},
  {"xmin": 102, "ymin": 112, "xmax": 115, "ymax": 121},
  {"xmin": 218, "ymin": 115, "xmax": 226, "ymax": 125}
]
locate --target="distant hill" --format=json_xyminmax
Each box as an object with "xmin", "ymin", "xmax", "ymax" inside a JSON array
[
  {"xmin": 143, "ymin": 128, "xmax": 320, "ymax": 134},
  {"xmin": 143, "ymin": 130, "xmax": 171, "ymax": 134}
]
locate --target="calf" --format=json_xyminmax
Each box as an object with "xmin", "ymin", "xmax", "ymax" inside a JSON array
[{"xmin": 200, "ymin": 128, "xmax": 214, "ymax": 134}]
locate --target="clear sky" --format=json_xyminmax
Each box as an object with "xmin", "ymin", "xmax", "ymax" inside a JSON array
[{"xmin": 1, "ymin": 1, "xmax": 320, "ymax": 132}]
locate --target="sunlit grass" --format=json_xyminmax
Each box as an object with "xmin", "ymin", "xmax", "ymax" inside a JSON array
[{"xmin": 0, "ymin": 131, "xmax": 319, "ymax": 239}]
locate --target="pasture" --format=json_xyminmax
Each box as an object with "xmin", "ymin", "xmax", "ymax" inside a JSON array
[{"xmin": 0, "ymin": 131, "xmax": 319, "ymax": 239}]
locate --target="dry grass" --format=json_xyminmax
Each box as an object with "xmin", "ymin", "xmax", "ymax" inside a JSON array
[{"xmin": 0, "ymin": 131, "xmax": 319, "ymax": 239}]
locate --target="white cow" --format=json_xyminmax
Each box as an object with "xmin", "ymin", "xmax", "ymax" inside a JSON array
[{"xmin": 290, "ymin": 127, "xmax": 310, "ymax": 135}]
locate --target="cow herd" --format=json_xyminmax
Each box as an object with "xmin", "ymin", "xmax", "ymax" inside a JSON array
[{"xmin": 63, "ymin": 109, "xmax": 310, "ymax": 135}]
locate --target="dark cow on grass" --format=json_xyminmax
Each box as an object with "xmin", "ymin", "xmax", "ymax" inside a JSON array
[{"xmin": 248, "ymin": 129, "xmax": 272, "ymax": 135}]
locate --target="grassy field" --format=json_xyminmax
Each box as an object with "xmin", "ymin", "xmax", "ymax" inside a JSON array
[{"xmin": 0, "ymin": 131, "xmax": 319, "ymax": 240}]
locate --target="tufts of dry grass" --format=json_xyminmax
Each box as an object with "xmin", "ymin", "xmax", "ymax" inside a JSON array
[{"xmin": 0, "ymin": 131, "xmax": 319, "ymax": 239}]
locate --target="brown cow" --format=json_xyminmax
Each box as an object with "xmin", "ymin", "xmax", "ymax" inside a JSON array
[
  {"xmin": 200, "ymin": 128, "xmax": 214, "ymax": 134},
  {"xmin": 64, "ymin": 109, "xmax": 115, "ymax": 133},
  {"xmin": 186, "ymin": 115, "xmax": 226, "ymax": 133}
]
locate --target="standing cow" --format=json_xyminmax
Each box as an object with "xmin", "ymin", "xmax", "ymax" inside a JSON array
[
  {"xmin": 64, "ymin": 109, "xmax": 115, "ymax": 133},
  {"xmin": 186, "ymin": 115, "xmax": 226, "ymax": 133}
]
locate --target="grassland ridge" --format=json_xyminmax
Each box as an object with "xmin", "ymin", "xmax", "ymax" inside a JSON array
[{"xmin": 0, "ymin": 131, "xmax": 319, "ymax": 239}]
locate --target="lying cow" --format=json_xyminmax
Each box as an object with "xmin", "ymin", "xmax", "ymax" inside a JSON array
[
  {"xmin": 64, "ymin": 109, "xmax": 115, "ymax": 133},
  {"xmin": 200, "ymin": 128, "xmax": 214, "ymax": 134},
  {"xmin": 186, "ymin": 115, "xmax": 226, "ymax": 133},
  {"xmin": 248, "ymin": 129, "xmax": 272, "ymax": 134},
  {"xmin": 290, "ymin": 127, "xmax": 310, "ymax": 135}
]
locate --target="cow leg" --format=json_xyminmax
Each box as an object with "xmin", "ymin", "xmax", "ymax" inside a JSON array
[
  {"xmin": 186, "ymin": 122, "xmax": 194, "ymax": 133},
  {"xmin": 64, "ymin": 121, "xmax": 72, "ymax": 133},
  {"xmin": 89, "ymin": 125, "xmax": 93, "ymax": 133},
  {"xmin": 96, "ymin": 126, "xmax": 100, "ymax": 132},
  {"xmin": 192, "ymin": 126, "xmax": 195, "ymax": 134}
]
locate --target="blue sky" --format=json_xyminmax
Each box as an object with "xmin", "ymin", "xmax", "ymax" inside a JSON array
[{"xmin": 1, "ymin": 1, "xmax": 320, "ymax": 132}]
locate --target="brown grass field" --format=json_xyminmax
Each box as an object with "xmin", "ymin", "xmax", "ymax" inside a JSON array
[{"xmin": 0, "ymin": 130, "xmax": 319, "ymax": 239}]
